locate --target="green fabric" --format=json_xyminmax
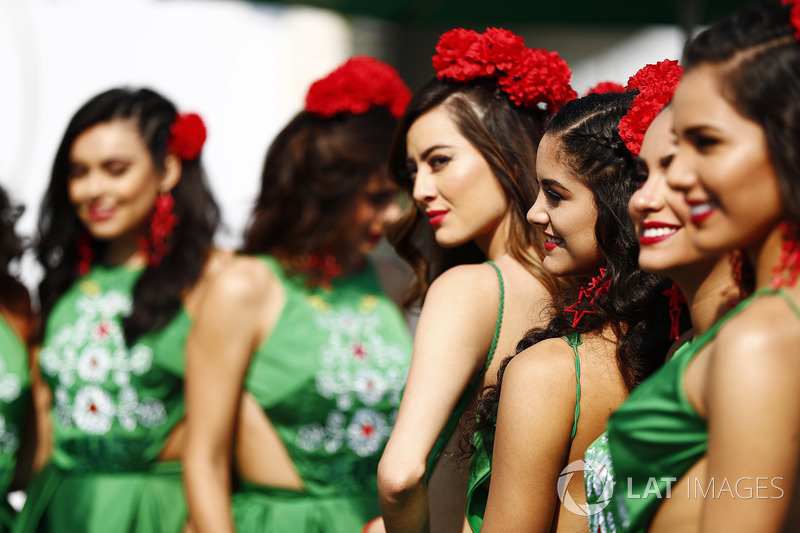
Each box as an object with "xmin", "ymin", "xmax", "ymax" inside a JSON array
[
  {"xmin": 0, "ymin": 313, "xmax": 30, "ymax": 531},
  {"xmin": 465, "ymin": 332, "xmax": 582, "ymax": 532},
  {"xmin": 585, "ymin": 287, "xmax": 795, "ymax": 533},
  {"xmin": 13, "ymin": 461, "xmax": 185, "ymax": 533},
  {"xmin": 235, "ymin": 255, "xmax": 411, "ymax": 530},
  {"xmin": 20, "ymin": 263, "xmax": 192, "ymax": 532},
  {"xmin": 426, "ymin": 261, "xmax": 504, "ymax": 483}
]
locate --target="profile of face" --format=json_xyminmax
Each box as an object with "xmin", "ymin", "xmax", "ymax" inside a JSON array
[
  {"xmin": 405, "ymin": 105, "xmax": 508, "ymax": 250},
  {"xmin": 68, "ymin": 119, "xmax": 178, "ymax": 246},
  {"xmin": 527, "ymin": 133, "xmax": 605, "ymax": 278},
  {"xmin": 349, "ymin": 172, "xmax": 404, "ymax": 257},
  {"xmin": 669, "ymin": 63, "xmax": 782, "ymax": 253},
  {"xmin": 628, "ymin": 108, "xmax": 717, "ymax": 279}
]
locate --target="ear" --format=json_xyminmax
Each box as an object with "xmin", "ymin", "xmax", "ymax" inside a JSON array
[{"xmin": 160, "ymin": 153, "xmax": 182, "ymax": 192}]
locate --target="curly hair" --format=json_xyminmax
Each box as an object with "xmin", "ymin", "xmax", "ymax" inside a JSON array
[
  {"xmin": 36, "ymin": 87, "xmax": 220, "ymax": 344},
  {"xmin": 682, "ymin": 0, "xmax": 800, "ymax": 236},
  {"xmin": 470, "ymin": 92, "xmax": 674, "ymax": 447},
  {"xmin": 387, "ymin": 77, "xmax": 562, "ymax": 307}
]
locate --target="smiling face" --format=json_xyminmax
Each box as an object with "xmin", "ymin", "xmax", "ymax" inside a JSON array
[
  {"xmin": 68, "ymin": 120, "xmax": 172, "ymax": 249},
  {"xmin": 346, "ymin": 172, "xmax": 403, "ymax": 257},
  {"xmin": 405, "ymin": 105, "xmax": 509, "ymax": 251},
  {"xmin": 629, "ymin": 107, "xmax": 719, "ymax": 280},
  {"xmin": 527, "ymin": 132, "xmax": 604, "ymax": 278},
  {"xmin": 669, "ymin": 64, "xmax": 783, "ymax": 254}
]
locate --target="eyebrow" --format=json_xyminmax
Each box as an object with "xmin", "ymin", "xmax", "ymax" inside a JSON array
[
  {"xmin": 540, "ymin": 177, "xmax": 567, "ymax": 190},
  {"xmin": 419, "ymin": 144, "xmax": 453, "ymax": 161}
]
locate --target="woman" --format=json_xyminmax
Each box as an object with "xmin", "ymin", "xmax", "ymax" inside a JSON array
[
  {"xmin": 0, "ymin": 186, "xmax": 33, "ymax": 532},
  {"xmin": 469, "ymin": 90, "xmax": 676, "ymax": 532},
  {"xmin": 661, "ymin": 1, "xmax": 800, "ymax": 530},
  {"xmin": 183, "ymin": 56, "xmax": 414, "ymax": 533},
  {"xmin": 376, "ymin": 28, "xmax": 576, "ymax": 532},
  {"xmin": 19, "ymin": 87, "xmax": 224, "ymax": 533}
]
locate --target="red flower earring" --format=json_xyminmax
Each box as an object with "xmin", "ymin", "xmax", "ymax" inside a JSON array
[
  {"xmin": 76, "ymin": 229, "xmax": 95, "ymax": 276},
  {"xmin": 137, "ymin": 192, "xmax": 179, "ymax": 267},
  {"xmin": 771, "ymin": 222, "xmax": 800, "ymax": 290}
]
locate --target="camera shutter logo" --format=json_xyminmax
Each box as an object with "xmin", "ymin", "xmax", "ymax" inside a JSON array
[{"xmin": 558, "ymin": 459, "xmax": 613, "ymax": 516}]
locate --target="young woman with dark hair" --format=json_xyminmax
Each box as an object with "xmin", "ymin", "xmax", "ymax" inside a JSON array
[
  {"xmin": 376, "ymin": 28, "xmax": 575, "ymax": 532},
  {"xmin": 0, "ymin": 186, "xmax": 33, "ymax": 533},
  {"xmin": 467, "ymin": 89, "xmax": 676, "ymax": 532},
  {"xmin": 183, "ymin": 56, "xmax": 414, "ymax": 533},
  {"xmin": 18, "ymin": 87, "xmax": 225, "ymax": 533}
]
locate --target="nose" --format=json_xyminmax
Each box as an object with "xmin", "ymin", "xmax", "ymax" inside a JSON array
[
  {"xmin": 665, "ymin": 147, "xmax": 697, "ymax": 194},
  {"xmin": 628, "ymin": 174, "xmax": 665, "ymax": 222},
  {"xmin": 412, "ymin": 169, "xmax": 436, "ymax": 204},
  {"xmin": 527, "ymin": 189, "xmax": 549, "ymax": 226}
]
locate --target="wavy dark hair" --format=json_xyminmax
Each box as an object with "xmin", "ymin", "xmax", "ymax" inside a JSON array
[
  {"xmin": 241, "ymin": 107, "xmax": 398, "ymax": 266},
  {"xmin": 36, "ymin": 87, "xmax": 220, "ymax": 343},
  {"xmin": 470, "ymin": 92, "xmax": 674, "ymax": 447},
  {"xmin": 0, "ymin": 185, "xmax": 28, "ymax": 312},
  {"xmin": 682, "ymin": 0, "xmax": 800, "ymax": 236},
  {"xmin": 387, "ymin": 77, "xmax": 561, "ymax": 307}
]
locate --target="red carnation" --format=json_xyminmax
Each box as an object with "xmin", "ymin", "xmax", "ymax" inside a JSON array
[
  {"xmin": 168, "ymin": 113, "xmax": 207, "ymax": 161},
  {"xmin": 783, "ymin": 0, "xmax": 800, "ymax": 39},
  {"xmin": 483, "ymin": 27, "xmax": 527, "ymax": 74},
  {"xmin": 584, "ymin": 81, "xmax": 626, "ymax": 96},
  {"xmin": 432, "ymin": 28, "xmax": 492, "ymax": 81},
  {"xmin": 499, "ymin": 48, "xmax": 577, "ymax": 112},
  {"xmin": 305, "ymin": 56, "xmax": 412, "ymax": 119},
  {"xmin": 619, "ymin": 59, "xmax": 683, "ymax": 155}
]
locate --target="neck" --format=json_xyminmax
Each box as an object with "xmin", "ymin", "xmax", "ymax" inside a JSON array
[
  {"xmin": 749, "ymin": 225, "xmax": 784, "ymax": 290},
  {"xmin": 476, "ymin": 211, "xmax": 511, "ymax": 261},
  {"xmin": 676, "ymin": 255, "xmax": 737, "ymax": 336},
  {"xmin": 103, "ymin": 233, "xmax": 147, "ymax": 268}
]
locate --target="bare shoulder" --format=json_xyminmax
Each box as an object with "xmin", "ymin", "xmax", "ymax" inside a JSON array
[
  {"xmin": 428, "ymin": 262, "xmax": 502, "ymax": 300},
  {"xmin": 716, "ymin": 294, "xmax": 800, "ymax": 362},
  {"xmin": 205, "ymin": 255, "xmax": 278, "ymax": 308},
  {"xmin": 504, "ymin": 338, "xmax": 577, "ymax": 393}
]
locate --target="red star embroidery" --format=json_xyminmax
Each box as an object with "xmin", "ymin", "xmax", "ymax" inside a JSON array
[
  {"xmin": 564, "ymin": 288, "xmax": 596, "ymax": 328},
  {"xmin": 361, "ymin": 423, "xmax": 374, "ymax": 437},
  {"xmin": 352, "ymin": 343, "xmax": 367, "ymax": 360},
  {"xmin": 89, "ymin": 403, "xmax": 98, "ymax": 413},
  {"xmin": 94, "ymin": 322, "xmax": 110, "ymax": 340}
]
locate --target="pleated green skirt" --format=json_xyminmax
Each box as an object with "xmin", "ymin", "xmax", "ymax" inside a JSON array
[
  {"xmin": 13, "ymin": 461, "xmax": 186, "ymax": 533},
  {"xmin": 232, "ymin": 481, "xmax": 380, "ymax": 533}
]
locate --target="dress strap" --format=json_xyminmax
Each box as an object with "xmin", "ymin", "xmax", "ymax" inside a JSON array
[
  {"xmin": 775, "ymin": 288, "xmax": 800, "ymax": 320},
  {"xmin": 563, "ymin": 332, "xmax": 582, "ymax": 443},
  {"xmin": 482, "ymin": 260, "xmax": 505, "ymax": 374}
]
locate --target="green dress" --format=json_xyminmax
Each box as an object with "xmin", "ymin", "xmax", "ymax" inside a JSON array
[
  {"xmin": 583, "ymin": 287, "xmax": 800, "ymax": 533},
  {"xmin": 231, "ymin": 255, "xmax": 412, "ymax": 532},
  {"xmin": 466, "ymin": 332, "xmax": 583, "ymax": 532},
  {"xmin": 15, "ymin": 264, "xmax": 191, "ymax": 533},
  {"xmin": 0, "ymin": 314, "xmax": 31, "ymax": 532}
]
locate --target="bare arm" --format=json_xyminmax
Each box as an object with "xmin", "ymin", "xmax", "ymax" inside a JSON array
[
  {"xmin": 480, "ymin": 341, "xmax": 577, "ymax": 533},
  {"xmin": 183, "ymin": 259, "xmax": 269, "ymax": 533},
  {"xmin": 377, "ymin": 264, "xmax": 501, "ymax": 533},
  {"xmin": 701, "ymin": 304, "xmax": 800, "ymax": 532}
]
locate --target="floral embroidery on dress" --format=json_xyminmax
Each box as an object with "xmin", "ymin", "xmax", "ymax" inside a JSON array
[
  {"xmin": 585, "ymin": 432, "xmax": 619, "ymax": 533},
  {"xmin": 295, "ymin": 301, "xmax": 408, "ymax": 457},
  {"xmin": 40, "ymin": 288, "xmax": 168, "ymax": 436}
]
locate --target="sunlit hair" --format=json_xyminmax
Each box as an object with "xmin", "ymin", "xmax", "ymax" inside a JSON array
[
  {"xmin": 387, "ymin": 77, "xmax": 560, "ymax": 307},
  {"xmin": 36, "ymin": 87, "xmax": 220, "ymax": 343},
  {"xmin": 682, "ymin": 0, "xmax": 800, "ymax": 232}
]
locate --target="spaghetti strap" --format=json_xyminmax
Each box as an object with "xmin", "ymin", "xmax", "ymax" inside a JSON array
[
  {"xmin": 483, "ymin": 260, "xmax": 505, "ymax": 373},
  {"xmin": 563, "ymin": 332, "xmax": 582, "ymax": 443},
  {"xmin": 776, "ymin": 288, "xmax": 800, "ymax": 320}
]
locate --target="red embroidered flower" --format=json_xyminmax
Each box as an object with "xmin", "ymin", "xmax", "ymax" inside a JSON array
[
  {"xmin": 783, "ymin": 0, "xmax": 800, "ymax": 40},
  {"xmin": 498, "ymin": 48, "xmax": 578, "ymax": 112},
  {"xmin": 584, "ymin": 81, "xmax": 626, "ymax": 96},
  {"xmin": 305, "ymin": 56, "xmax": 412, "ymax": 119},
  {"xmin": 618, "ymin": 60, "xmax": 683, "ymax": 155},
  {"xmin": 167, "ymin": 113, "xmax": 207, "ymax": 161}
]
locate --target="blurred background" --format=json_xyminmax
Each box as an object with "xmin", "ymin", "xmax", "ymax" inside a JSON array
[{"xmin": 0, "ymin": 0, "xmax": 753, "ymax": 288}]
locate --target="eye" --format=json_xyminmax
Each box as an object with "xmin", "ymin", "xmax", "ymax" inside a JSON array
[
  {"xmin": 691, "ymin": 134, "xmax": 719, "ymax": 152},
  {"xmin": 105, "ymin": 161, "xmax": 129, "ymax": 176},
  {"xmin": 67, "ymin": 163, "xmax": 87, "ymax": 180},
  {"xmin": 366, "ymin": 191, "xmax": 395, "ymax": 208},
  {"xmin": 428, "ymin": 154, "xmax": 451, "ymax": 170},
  {"xmin": 544, "ymin": 188, "xmax": 564, "ymax": 202}
]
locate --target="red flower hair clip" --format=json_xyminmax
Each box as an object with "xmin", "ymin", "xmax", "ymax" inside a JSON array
[
  {"xmin": 305, "ymin": 56, "xmax": 412, "ymax": 119},
  {"xmin": 168, "ymin": 113, "xmax": 207, "ymax": 161},
  {"xmin": 783, "ymin": 0, "xmax": 800, "ymax": 40},
  {"xmin": 583, "ymin": 81, "xmax": 626, "ymax": 96},
  {"xmin": 432, "ymin": 27, "xmax": 577, "ymax": 113},
  {"xmin": 618, "ymin": 59, "xmax": 683, "ymax": 155}
]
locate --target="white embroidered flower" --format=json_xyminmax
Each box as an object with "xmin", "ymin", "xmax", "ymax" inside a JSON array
[
  {"xmin": 77, "ymin": 345, "xmax": 112, "ymax": 383},
  {"xmin": 73, "ymin": 385, "xmax": 115, "ymax": 435},
  {"xmin": 296, "ymin": 424, "xmax": 325, "ymax": 452},
  {"xmin": 0, "ymin": 371, "xmax": 20, "ymax": 403},
  {"xmin": 353, "ymin": 368, "xmax": 386, "ymax": 406},
  {"xmin": 0, "ymin": 415, "xmax": 19, "ymax": 454},
  {"xmin": 129, "ymin": 345, "xmax": 154, "ymax": 375},
  {"xmin": 346, "ymin": 408, "xmax": 388, "ymax": 457},
  {"xmin": 137, "ymin": 399, "xmax": 167, "ymax": 428}
]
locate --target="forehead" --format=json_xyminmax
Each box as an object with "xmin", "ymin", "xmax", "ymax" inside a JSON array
[
  {"xmin": 672, "ymin": 64, "xmax": 745, "ymax": 129},
  {"xmin": 406, "ymin": 105, "xmax": 462, "ymax": 149},
  {"xmin": 537, "ymin": 133, "xmax": 572, "ymax": 177},
  {"xmin": 71, "ymin": 119, "xmax": 145, "ymax": 159},
  {"xmin": 639, "ymin": 108, "xmax": 675, "ymax": 162}
]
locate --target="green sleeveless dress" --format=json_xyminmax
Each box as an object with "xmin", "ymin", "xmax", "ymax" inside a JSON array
[
  {"xmin": 0, "ymin": 313, "xmax": 31, "ymax": 533},
  {"xmin": 15, "ymin": 264, "xmax": 191, "ymax": 533},
  {"xmin": 231, "ymin": 255, "xmax": 412, "ymax": 532},
  {"xmin": 583, "ymin": 287, "xmax": 800, "ymax": 533},
  {"xmin": 425, "ymin": 261, "xmax": 505, "ymax": 485},
  {"xmin": 466, "ymin": 331, "xmax": 583, "ymax": 532}
]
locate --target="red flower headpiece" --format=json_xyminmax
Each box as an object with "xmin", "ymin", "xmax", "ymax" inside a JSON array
[
  {"xmin": 432, "ymin": 27, "xmax": 577, "ymax": 113},
  {"xmin": 305, "ymin": 56, "xmax": 412, "ymax": 119},
  {"xmin": 783, "ymin": 0, "xmax": 800, "ymax": 40},
  {"xmin": 583, "ymin": 81, "xmax": 626, "ymax": 96},
  {"xmin": 618, "ymin": 59, "xmax": 683, "ymax": 155},
  {"xmin": 168, "ymin": 113, "xmax": 207, "ymax": 161}
]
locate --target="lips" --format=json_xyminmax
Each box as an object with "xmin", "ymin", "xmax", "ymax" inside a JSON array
[
  {"xmin": 88, "ymin": 205, "xmax": 116, "ymax": 222},
  {"xmin": 426, "ymin": 210, "xmax": 447, "ymax": 226},
  {"xmin": 543, "ymin": 232, "xmax": 563, "ymax": 251},
  {"xmin": 639, "ymin": 221, "xmax": 680, "ymax": 245},
  {"xmin": 688, "ymin": 201, "xmax": 716, "ymax": 225}
]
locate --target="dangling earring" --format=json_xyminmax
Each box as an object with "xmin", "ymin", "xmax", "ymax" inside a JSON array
[
  {"xmin": 306, "ymin": 249, "xmax": 343, "ymax": 289},
  {"xmin": 76, "ymin": 229, "xmax": 95, "ymax": 276},
  {"xmin": 727, "ymin": 249, "xmax": 753, "ymax": 305},
  {"xmin": 771, "ymin": 221, "xmax": 800, "ymax": 290},
  {"xmin": 662, "ymin": 281, "xmax": 686, "ymax": 340},
  {"xmin": 137, "ymin": 192, "xmax": 178, "ymax": 267}
]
